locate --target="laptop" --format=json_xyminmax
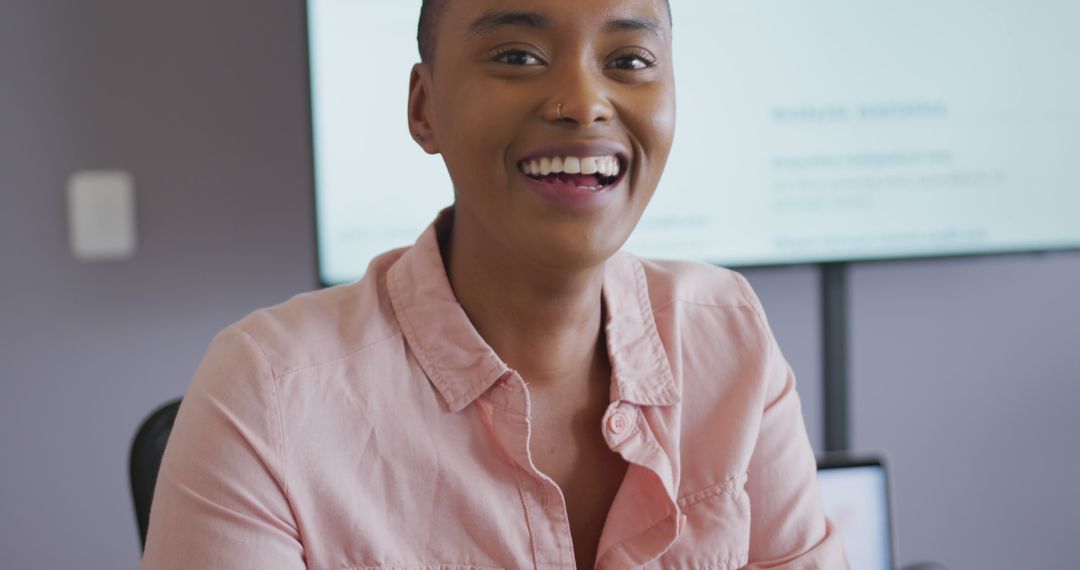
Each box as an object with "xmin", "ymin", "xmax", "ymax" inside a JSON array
[{"xmin": 816, "ymin": 455, "xmax": 897, "ymax": 570}]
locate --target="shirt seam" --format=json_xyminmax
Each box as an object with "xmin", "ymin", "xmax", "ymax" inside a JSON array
[
  {"xmin": 387, "ymin": 261, "xmax": 466, "ymax": 406},
  {"xmin": 630, "ymin": 257, "xmax": 680, "ymax": 401},
  {"xmin": 471, "ymin": 359, "xmax": 511, "ymax": 405},
  {"xmin": 732, "ymin": 272, "xmax": 777, "ymax": 364},
  {"xmin": 235, "ymin": 327, "xmax": 293, "ymax": 499},
  {"xmin": 325, "ymin": 564, "xmax": 505, "ymax": 570},
  {"xmin": 653, "ymin": 298, "xmax": 757, "ymax": 314},
  {"xmin": 676, "ymin": 472, "xmax": 749, "ymax": 510},
  {"xmin": 511, "ymin": 464, "xmax": 543, "ymax": 570},
  {"xmin": 272, "ymin": 332, "xmax": 404, "ymax": 380}
]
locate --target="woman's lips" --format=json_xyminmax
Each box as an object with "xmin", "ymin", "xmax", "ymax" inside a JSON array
[
  {"xmin": 519, "ymin": 155, "xmax": 623, "ymax": 180},
  {"xmin": 513, "ymin": 141, "xmax": 632, "ymax": 211},
  {"xmin": 517, "ymin": 155, "xmax": 628, "ymax": 212},
  {"xmin": 518, "ymin": 154, "xmax": 626, "ymax": 189}
]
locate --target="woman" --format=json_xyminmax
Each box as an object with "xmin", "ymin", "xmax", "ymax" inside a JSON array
[{"xmin": 141, "ymin": 0, "xmax": 848, "ymax": 568}]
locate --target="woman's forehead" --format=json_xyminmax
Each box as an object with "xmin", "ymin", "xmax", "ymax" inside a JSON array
[{"xmin": 440, "ymin": 0, "xmax": 672, "ymax": 33}]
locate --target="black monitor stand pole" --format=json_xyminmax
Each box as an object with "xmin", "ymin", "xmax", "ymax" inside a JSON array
[{"xmin": 821, "ymin": 262, "xmax": 851, "ymax": 453}]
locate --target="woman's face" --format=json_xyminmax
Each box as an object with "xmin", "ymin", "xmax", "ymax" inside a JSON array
[{"xmin": 410, "ymin": 0, "xmax": 676, "ymax": 270}]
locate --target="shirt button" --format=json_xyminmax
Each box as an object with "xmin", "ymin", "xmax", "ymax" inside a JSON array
[{"xmin": 607, "ymin": 411, "xmax": 630, "ymax": 435}]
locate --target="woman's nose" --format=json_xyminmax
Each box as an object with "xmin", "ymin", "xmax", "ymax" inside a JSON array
[{"xmin": 545, "ymin": 64, "xmax": 615, "ymax": 127}]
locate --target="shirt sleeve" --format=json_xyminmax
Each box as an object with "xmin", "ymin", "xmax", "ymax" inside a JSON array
[
  {"xmin": 736, "ymin": 274, "xmax": 850, "ymax": 569},
  {"xmin": 140, "ymin": 326, "xmax": 306, "ymax": 570}
]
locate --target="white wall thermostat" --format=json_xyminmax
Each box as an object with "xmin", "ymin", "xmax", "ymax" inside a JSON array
[{"xmin": 67, "ymin": 170, "xmax": 137, "ymax": 261}]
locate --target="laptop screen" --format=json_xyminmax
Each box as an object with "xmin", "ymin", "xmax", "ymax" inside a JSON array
[{"xmin": 817, "ymin": 461, "xmax": 894, "ymax": 570}]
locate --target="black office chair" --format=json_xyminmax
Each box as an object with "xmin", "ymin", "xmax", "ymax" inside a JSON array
[{"xmin": 129, "ymin": 398, "xmax": 182, "ymax": 552}]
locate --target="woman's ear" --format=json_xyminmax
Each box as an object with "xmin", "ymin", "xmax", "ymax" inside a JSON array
[{"xmin": 408, "ymin": 63, "xmax": 440, "ymax": 155}]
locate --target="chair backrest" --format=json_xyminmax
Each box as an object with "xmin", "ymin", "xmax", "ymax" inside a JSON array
[{"xmin": 129, "ymin": 398, "xmax": 182, "ymax": 551}]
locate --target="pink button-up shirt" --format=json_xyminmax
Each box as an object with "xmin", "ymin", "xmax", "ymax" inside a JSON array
[{"xmin": 141, "ymin": 212, "xmax": 848, "ymax": 569}]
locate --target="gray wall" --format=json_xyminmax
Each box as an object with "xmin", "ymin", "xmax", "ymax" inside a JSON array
[
  {"xmin": 0, "ymin": 2, "xmax": 1075, "ymax": 569},
  {"xmin": 1, "ymin": 2, "xmax": 315, "ymax": 568},
  {"xmin": 850, "ymin": 254, "xmax": 1080, "ymax": 569}
]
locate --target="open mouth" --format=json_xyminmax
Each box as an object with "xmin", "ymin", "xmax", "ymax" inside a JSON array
[{"xmin": 518, "ymin": 155, "xmax": 625, "ymax": 191}]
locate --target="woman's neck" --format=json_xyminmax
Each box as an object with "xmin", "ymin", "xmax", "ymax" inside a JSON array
[{"xmin": 443, "ymin": 213, "xmax": 608, "ymax": 391}]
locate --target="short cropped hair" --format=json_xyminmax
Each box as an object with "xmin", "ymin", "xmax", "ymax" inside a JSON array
[{"xmin": 418, "ymin": 0, "xmax": 672, "ymax": 64}]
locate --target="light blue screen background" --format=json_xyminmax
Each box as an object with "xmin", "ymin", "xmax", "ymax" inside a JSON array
[{"xmin": 309, "ymin": 0, "xmax": 1080, "ymax": 285}]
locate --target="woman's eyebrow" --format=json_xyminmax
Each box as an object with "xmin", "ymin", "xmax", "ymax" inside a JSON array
[
  {"xmin": 466, "ymin": 10, "xmax": 550, "ymax": 40},
  {"xmin": 465, "ymin": 10, "xmax": 665, "ymax": 41},
  {"xmin": 604, "ymin": 17, "xmax": 666, "ymax": 39}
]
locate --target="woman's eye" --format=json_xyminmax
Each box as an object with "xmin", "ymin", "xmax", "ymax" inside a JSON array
[
  {"xmin": 608, "ymin": 54, "xmax": 656, "ymax": 71},
  {"xmin": 493, "ymin": 50, "xmax": 543, "ymax": 66}
]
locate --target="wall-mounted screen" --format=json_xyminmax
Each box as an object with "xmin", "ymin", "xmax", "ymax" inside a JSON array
[{"xmin": 309, "ymin": 0, "xmax": 1080, "ymax": 286}]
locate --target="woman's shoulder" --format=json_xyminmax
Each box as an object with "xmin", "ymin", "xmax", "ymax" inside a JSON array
[
  {"xmin": 225, "ymin": 247, "xmax": 408, "ymax": 378},
  {"xmin": 628, "ymin": 254, "xmax": 764, "ymax": 317}
]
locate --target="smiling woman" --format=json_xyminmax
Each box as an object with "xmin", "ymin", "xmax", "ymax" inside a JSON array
[
  {"xmin": 409, "ymin": 0, "xmax": 677, "ymax": 274},
  {"xmin": 139, "ymin": 1, "xmax": 848, "ymax": 569}
]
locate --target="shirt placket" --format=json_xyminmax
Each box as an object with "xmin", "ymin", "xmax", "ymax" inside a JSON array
[
  {"xmin": 594, "ymin": 402, "xmax": 682, "ymax": 570},
  {"xmin": 480, "ymin": 371, "xmax": 577, "ymax": 569},
  {"xmin": 480, "ymin": 373, "xmax": 682, "ymax": 570}
]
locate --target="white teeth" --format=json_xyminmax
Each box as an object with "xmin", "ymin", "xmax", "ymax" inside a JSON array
[
  {"xmin": 580, "ymin": 157, "xmax": 598, "ymax": 175},
  {"xmin": 520, "ymin": 155, "xmax": 622, "ymax": 178},
  {"xmin": 563, "ymin": 157, "xmax": 581, "ymax": 174}
]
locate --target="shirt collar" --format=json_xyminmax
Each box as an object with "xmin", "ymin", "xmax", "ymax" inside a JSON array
[
  {"xmin": 387, "ymin": 208, "xmax": 679, "ymax": 413},
  {"xmin": 601, "ymin": 252, "xmax": 680, "ymax": 407}
]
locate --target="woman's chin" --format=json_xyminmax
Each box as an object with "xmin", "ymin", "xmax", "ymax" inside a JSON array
[{"xmin": 518, "ymin": 228, "xmax": 630, "ymax": 273}]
